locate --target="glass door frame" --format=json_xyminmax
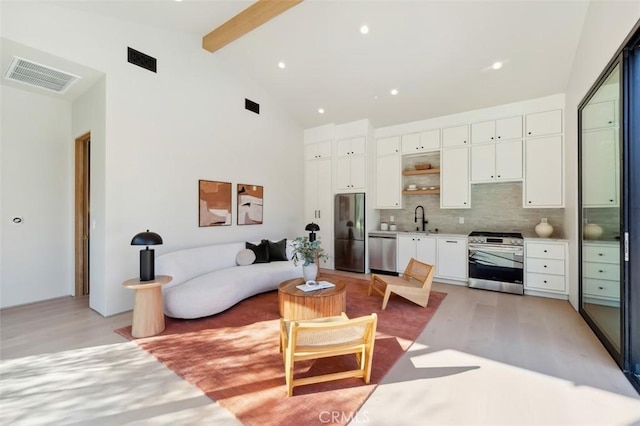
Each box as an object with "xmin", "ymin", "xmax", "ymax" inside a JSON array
[{"xmin": 577, "ymin": 54, "xmax": 625, "ymax": 367}]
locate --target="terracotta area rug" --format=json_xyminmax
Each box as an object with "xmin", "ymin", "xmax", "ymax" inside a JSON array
[{"xmin": 115, "ymin": 273, "xmax": 446, "ymax": 426}]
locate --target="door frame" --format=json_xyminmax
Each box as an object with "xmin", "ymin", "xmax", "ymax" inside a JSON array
[{"xmin": 74, "ymin": 132, "xmax": 90, "ymax": 296}]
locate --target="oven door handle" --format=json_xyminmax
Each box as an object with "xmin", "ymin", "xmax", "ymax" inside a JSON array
[{"xmin": 468, "ymin": 244, "xmax": 523, "ymax": 254}]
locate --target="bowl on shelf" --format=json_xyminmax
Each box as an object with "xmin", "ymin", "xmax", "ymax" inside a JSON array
[{"xmin": 414, "ymin": 163, "xmax": 431, "ymax": 170}]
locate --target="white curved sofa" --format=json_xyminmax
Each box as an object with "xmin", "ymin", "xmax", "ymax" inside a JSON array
[{"xmin": 156, "ymin": 241, "xmax": 302, "ymax": 319}]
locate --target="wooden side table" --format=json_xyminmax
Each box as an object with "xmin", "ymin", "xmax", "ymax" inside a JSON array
[
  {"xmin": 122, "ymin": 275, "xmax": 172, "ymax": 338},
  {"xmin": 278, "ymin": 278, "xmax": 346, "ymax": 320}
]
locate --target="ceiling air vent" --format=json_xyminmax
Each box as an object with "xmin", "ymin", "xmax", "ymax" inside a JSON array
[{"xmin": 4, "ymin": 56, "xmax": 80, "ymax": 94}]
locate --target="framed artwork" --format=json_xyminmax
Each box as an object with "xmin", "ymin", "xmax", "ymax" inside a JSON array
[
  {"xmin": 199, "ymin": 180, "xmax": 232, "ymax": 227},
  {"xmin": 237, "ymin": 184, "xmax": 263, "ymax": 225}
]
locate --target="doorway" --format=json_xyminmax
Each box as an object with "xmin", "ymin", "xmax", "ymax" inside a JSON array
[{"xmin": 75, "ymin": 133, "xmax": 90, "ymax": 296}]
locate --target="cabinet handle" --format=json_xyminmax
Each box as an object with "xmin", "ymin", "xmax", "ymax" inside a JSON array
[
  {"xmin": 598, "ymin": 286, "xmax": 604, "ymax": 290},
  {"xmin": 491, "ymin": 175, "xmax": 494, "ymax": 178},
  {"xmin": 528, "ymin": 131, "xmax": 532, "ymax": 135},
  {"xmin": 544, "ymin": 250, "xmax": 547, "ymax": 253},
  {"xmin": 599, "ymin": 270, "xmax": 604, "ymax": 273},
  {"xmin": 497, "ymin": 175, "xmax": 501, "ymax": 178},
  {"xmin": 528, "ymin": 201, "xmax": 532, "ymax": 204},
  {"xmin": 543, "ymin": 265, "xmax": 547, "ymax": 268},
  {"xmin": 491, "ymin": 137, "xmax": 494, "ymax": 140},
  {"xmin": 464, "ymin": 202, "xmax": 467, "ymax": 205},
  {"xmin": 464, "ymin": 140, "xmax": 467, "ymax": 144},
  {"xmin": 446, "ymin": 240, "xmax": 457, "ymax": 243},
  {"xmin": 610, "ymin": 199, "xmax": 614, "ymax": 202},
  {"xmin": 598, "ymin": 253, "xmax": 603, "ymax": 256},
  {"xmin": 544, "ymin": 280, "xmax": 547, "ymax": 283},
  {"xmin": 498, "ymin": 136, "xmax": 501, "ymax": 139},
  {"xmin": 318, "ymin": 210, "xmax": 321, "ymax": 218}
]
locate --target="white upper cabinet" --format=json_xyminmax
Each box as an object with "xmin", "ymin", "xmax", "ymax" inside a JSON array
[
  {"xmin": 582, "ymin": 128, "xmax": 619, "ymax": 207},
  {"xmin": 496, "ymin": 116, "xmax": 523, "ymax": 140},
  {"xmin": 336, "ymin": 136, "xmax": 367, "ymax": 192},
  {"xmin": 375, "ymin": 154, "xmax": 402, "ymax": 209},
  {"xmin": 304, "ymin": 140, "xmax": 332, "ymax": 160},
  {"xmin": 525, "ymin": 109, "xmax": 562, "ymax": 138},
  {"xmin": 401, "ymin": 129, "xmax": 440, "ymax": 154},
  {"xmin": 375, "ymin": 136, "xmax": 402, "ymax": 209},
  {"xmin": 471, "ymin": 116, "xmax": 522, "ymax": 144},
  {"xmin": 376, "ymin": 136, "xmax": 400, "ymax": 156},
  {"xmin": 471, "ymin": 142, "xmax": 523, "ymax": 183},
  {"xmin": 441, "ymin": 146, "xmax": 470, "ymax": 208},
  {"xmin": 337, "ymin": 136, "xmax": 366, "ymax": 157},
  {"xmin": 524, "ymin": 136, "xmax": 563, "ymax": 207},
  {"xmin": 442, "ymin": 124, "xmax": 469, "ymax": 148},
  {"xmin": 583, "ymin": 100, "xmax": 617, "ymax": 130}
]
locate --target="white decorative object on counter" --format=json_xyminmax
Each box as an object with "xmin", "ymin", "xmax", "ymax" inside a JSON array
[
  {"xmin": 534, "ymin": 218, "xmax": 554, "ymax": 238},
  {"xmin": 584, "ymin": 223, "xmax": 604, "ymax": 240},
  {"xmin": 380, "ymin": 222, "xmax": 389, "ymax": 231}
]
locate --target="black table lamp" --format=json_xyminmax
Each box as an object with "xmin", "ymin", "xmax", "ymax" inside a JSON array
[
  {"xmin": 131, "ymin": 230, "xmax": 163, "ymax": 281},
  {"xmin": 305, "ymin": 222, "xmax": 320, "ymax": 242}
]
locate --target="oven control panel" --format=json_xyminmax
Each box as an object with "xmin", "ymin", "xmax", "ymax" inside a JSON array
[{"xmin": 468, "ymin": 236, "xmax": 524, "ymax": 245}]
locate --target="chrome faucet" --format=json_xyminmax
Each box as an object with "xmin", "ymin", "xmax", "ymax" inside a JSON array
[{"xmin": 414, "ymin": 205, "xmax": 428, "ymax": 232}]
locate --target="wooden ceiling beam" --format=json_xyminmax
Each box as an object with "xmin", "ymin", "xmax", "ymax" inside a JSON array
[{"xmin": 202, "ymin": 0, "xmax": 303, "ymax": 53}]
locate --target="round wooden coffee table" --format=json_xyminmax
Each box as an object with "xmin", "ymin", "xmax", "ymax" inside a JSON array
[{"xmin": 278, "ymin": 277, "xmax": 346, "ymax": 320}]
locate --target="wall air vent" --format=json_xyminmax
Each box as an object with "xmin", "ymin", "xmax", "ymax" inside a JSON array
[
  {"xmin": 128, "ymin": 47, "xmax": 157, "ymax": 73},
  {"xmin": 4, "ymin": 56, "xmax": 80, "ymax": 94},
  {"xmin": 245, "ymin": 98, "xmax": 260, "ymax": 114}
]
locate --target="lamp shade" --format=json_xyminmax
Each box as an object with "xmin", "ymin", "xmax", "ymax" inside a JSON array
[
  {"xmin": 131, "ymin": 230, "xmax": 163, "ymax": 246},
  {"xmin": 305, "ymin": 223, "xmax": 320, "ymax": 232}
]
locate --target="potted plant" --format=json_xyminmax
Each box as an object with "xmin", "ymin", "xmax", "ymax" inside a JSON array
[{"xmin": 291, "ymin": 236, "xmax": 329, "ymax": 281}]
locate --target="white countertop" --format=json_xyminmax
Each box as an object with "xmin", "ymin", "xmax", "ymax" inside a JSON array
[{"xmin": 369, "ymin": 230, "xmax": 467, "ymax": 238}]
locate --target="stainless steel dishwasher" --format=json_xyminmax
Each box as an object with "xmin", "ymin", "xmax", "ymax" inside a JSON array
[{"xmin": 368, "ymin": 232, "xmax": 397, "ymax": 275}]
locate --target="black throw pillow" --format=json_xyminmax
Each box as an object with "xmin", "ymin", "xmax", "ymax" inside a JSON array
[
  {"xmin": 246, "ymin": 241, "xmax": 270, "ymax": 263},
  {"xmin": 263, "ymin": 239, "xmax": 287, "ymax": 262}
]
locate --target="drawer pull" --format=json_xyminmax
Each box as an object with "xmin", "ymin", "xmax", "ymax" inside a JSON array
[
  {"xmin": 598, "ymin": 253, "xmax": 603, "ymax": 256},
  {"xmin": 598, "ymin": 286, "xmax": 604, "ymax": 290},
  {"xmin": 599, "ymin": 270, "xmax": 604, "ymax": 273},
  {"xmin": 544, "ymin": 280, "xmax": 547, "ymax": 283},
  {"xmin": 544, "ymin": 250, "xmax": 547, "ymax": 253},
  {"xmin": 543, "ymin": 265, "xmax": 547, "ymax": 268}
]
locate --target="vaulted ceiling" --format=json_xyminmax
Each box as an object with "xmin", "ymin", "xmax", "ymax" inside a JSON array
[{"xmin": 45, "ymin": 1, "xmax": 591, "ymax": 128}]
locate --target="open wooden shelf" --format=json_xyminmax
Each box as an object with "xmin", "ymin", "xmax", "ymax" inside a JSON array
[
  {"xmin": 402, "ymin": 168, "xmax": 441, "ymax": 176},
  {"xmin": 402, "ymin": 189, "xmax": 441, "ymax": 195}
]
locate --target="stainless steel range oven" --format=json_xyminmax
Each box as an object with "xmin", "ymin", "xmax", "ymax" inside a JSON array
[{"xmin": 468, "ymin": 231, "xmax": 524, "ymax": 295}]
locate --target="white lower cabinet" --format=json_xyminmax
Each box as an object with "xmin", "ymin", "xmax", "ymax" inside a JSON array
[
  {"xmin": 397, "ymin": 235, "xmax": 436, "ymax": 273},
  {"xmin": 436, "ymin": 237, "xmax": 467, "ymax": 281},
  {"xmin": 524, "ymin": 240, "xmax": 568, "ymax": 296},
  {"xmin": 583, "ymin": 242, "xmax": 620, "ymax": 304}
]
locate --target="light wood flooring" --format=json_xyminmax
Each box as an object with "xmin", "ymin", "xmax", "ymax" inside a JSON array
[{"xmin": 1, "ymin": 272, "xmax": 639, "ymax": 425}]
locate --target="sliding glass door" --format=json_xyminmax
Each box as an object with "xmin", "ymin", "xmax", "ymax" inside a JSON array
[
  {"xmin": 579, "ymin": 26, "xmax": 640, "ymax": 392},
  {"xmin": 579, "ymin": 61, "xmax": 623, "ymax": 361}
]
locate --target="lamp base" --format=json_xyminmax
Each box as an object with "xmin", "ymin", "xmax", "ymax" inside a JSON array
[{"xmin": 140, "ymin": 249, "xmax": 155, "ymax": 281}]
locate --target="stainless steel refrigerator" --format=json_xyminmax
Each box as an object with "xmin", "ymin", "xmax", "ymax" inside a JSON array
[{"xmin": 334, "ymin": 193, "xmax": 365, "ymax": 273}]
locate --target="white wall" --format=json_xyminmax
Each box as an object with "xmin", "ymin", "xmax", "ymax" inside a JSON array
[
  {"xmin": 564, "ymin": 2, "xmax": 640, "ymax": 309},
  {"xmin": 0, "ymin": 85, "xmax": 73, "ymax": 307},
  {"xmin": 1, "ymin": 2, "xmax": 304, "ymax": 315}
]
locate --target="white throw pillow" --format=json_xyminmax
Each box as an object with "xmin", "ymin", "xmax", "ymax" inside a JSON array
[{"xmin": 236, "ymin": 249, "xmax": 256, "ymax": 266}]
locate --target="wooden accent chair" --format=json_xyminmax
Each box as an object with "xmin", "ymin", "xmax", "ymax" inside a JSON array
[
  {"xmin": 368, "ymin": 258, "xmax": 435, "ymax": 309},
  {"xmin": 279, "ymin": 312, "xmax": 378, "ymax": 397}
]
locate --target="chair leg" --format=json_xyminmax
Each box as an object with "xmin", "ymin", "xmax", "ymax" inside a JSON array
[
  {"xmin": 381, "ymin": 288, "xmax": 392, "ymax": 310},
  {"xmin": 285, "ymin": 354, "xmax": 294, "ymax": 397}
]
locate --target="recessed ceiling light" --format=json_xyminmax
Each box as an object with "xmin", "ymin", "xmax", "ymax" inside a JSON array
[
  {"xmin": 318, "ymin": 108, "xmax": 325, "ymax": 114},
  {"xmin": 373, "ymin": 95, "xmax": 378, "ymax": 100},
  {"xmin": 278, "ymin": 61, "xmax": 286, "ymax": 69},
  {"xmin": 360, "ymin": 25, "xmax": 369, "ymax": 35},
  {"xmin": 491, "ymin": 61, "xmax": 503, "ymax": 70},
  {"xmin": 390, "ymin": 89, "xmax": 398, "ymax": 96}
]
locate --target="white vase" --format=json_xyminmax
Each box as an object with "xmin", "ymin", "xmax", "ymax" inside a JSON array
[
  {"xmin": 302, "ymin": 263, "xmax": 318, "ymax": 281},
  {"xmin": 535, "ymin": 218, "xmax": 554, "ymax": 238},
  {"xmin": 584, "ymin": 223, "xmax": 603, "ymax": 240}
]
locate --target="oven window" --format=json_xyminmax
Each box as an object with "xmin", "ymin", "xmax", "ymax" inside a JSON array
[{"xmin": 469, "ymin": 249, "xmax": 524, "ymax": 283}]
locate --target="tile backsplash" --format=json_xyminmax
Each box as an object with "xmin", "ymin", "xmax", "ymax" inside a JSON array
[{"xmin": 379, "ymin": 181, "xmax": 565, "ymax": 238}]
